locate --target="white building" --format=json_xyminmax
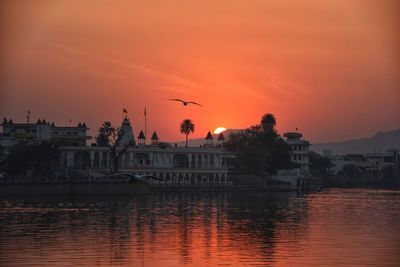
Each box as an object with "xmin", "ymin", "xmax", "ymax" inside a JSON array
[
  {"xmin": 55, "ymin": 116, "xmax": 234, "ymax": 186},
  {"xmin": 59, "ymin": 145, "xmax": 233, "ymax": 186},
  {"xmin": 1, "ymin": 118, "xmax": 91, "ymax": 147},
  {"xmin": 326, "ymin": 149, "xmax": 399, "ymax": 175},
  {"xmin": 365, "ymin": 149, "xmax": 399, "ymax": 170},
  {"xmin": 329, "ymin": 154, "xmax": 366, "ymax": 174},
  {"xmin": 283, "ymin": 132, "xmax": 310, "ymax": 171}
]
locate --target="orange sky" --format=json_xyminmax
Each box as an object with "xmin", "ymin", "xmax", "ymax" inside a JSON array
[{"xmin": 0, "ymin": 0, "xmax": 399, "ymax": 143}]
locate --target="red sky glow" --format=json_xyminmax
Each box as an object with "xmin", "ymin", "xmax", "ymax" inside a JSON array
[{"xmin": 1, "ymin": 0, "xmax": 399, "ymax": 143}]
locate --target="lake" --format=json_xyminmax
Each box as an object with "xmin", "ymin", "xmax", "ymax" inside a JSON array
[{"xmin": 0, "ymin": 189, "xmax": 399, "ymax": 266}]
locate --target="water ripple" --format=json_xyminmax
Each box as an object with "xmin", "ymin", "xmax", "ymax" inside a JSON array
[{"xmin": 0, "ymin": 189, "xmax": 399, "ymax": 266}]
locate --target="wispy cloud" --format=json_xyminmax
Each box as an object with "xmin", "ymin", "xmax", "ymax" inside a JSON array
[
  {"xmin": 42, "ymin": 41, "xmax": 277, "ymax": 102},
  {"xmin": 43, "ymin": 41, "xmax": 205, "ymax": 95}
]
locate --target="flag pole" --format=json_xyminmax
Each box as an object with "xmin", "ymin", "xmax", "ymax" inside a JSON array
[{"xmin": 144, "ymin": 107, "xmax": 147, "ymax": 145}]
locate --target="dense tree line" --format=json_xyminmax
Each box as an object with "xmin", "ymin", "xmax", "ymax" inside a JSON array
[{"xmin": 0, "ymin": 141, "xmax": 60, "ymax": 178}]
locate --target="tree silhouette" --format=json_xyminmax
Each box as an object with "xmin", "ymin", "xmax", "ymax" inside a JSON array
[
  {"xmin": 1, "ymin": 141, "xmax": 60, "ymax": 178},
  {"xmin": 224, "ymin": 113, "xmax": 294, "ymax": 175},
  {"xmin": 96, "ymin": 121, "xmax": 133, "ymax": 173},
  {"xmin": 308, "ymin": 151, "xmax": 332, "ymax": 176},
  {"xmin": 180, "ymin": 119, "xmax": 195, "ymax": 147},
  {"xmin": 261, "ymin": 113, "xmax": 276, "ymax": 132}
]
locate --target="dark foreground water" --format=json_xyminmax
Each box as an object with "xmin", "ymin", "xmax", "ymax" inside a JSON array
[{"xmin": 0, "ymin": 189, "xmax": 399, "ymax": 267}]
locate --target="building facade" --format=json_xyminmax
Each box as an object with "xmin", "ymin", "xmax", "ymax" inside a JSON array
[
  {"xmin": 59, "ymin": 146, "xmax": 234, "ymax": 186},
  {"xmin": 284, "ymin": 132, "xmax": 310, "ymax": 171},
  {"xmin": 2, "ymin": 116, "xmax": 312, "ymax": 185},
  {"xmin": 325, "ymin": 149, "xmax": 399, "ymax": 175},
  {"xmin": 1, "ymin": 118, "xmax": 91, "ymax": 147},
  {"xmin": 57, "ymin": 116, "xmax": 234, "ymax": 185}
]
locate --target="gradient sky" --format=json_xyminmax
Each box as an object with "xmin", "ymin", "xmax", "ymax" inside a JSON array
[{"xmin": 1, "ymin": 0, "xmax": 399, "ymax": 143}]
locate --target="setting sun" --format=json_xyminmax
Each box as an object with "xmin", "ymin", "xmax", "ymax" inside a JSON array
[{"xmin": 214, "ymin": 127, "xmax": 227, "ymax": 134}]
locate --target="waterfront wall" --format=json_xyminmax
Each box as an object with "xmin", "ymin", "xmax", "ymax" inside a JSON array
[
  {"xmin": 229, "ymin": 173, "xmax": 298, "ymax": 191},
  {"xmin": 0, "ymin": 182, "xmax": 150, "ymax": 196}
]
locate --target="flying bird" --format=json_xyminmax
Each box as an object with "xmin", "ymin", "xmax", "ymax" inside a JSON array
[
  {"xmin": 168, "ymin": 98, "xmax": 202, "ymax": 107},
  {"xmin": 110, "ymin": 173, "xmax": 162, "ymax": 183},
  {"xmin": 127, "ymin": 174, "xmax": 162, "ymax": 183}
]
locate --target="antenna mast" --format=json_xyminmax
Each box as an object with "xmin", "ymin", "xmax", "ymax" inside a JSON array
[{"xmin": 27, "ymin": 110, "xmax": 31, "ymax": 124}]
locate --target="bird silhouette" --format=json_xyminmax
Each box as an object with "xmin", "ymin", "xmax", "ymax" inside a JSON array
[
  {"xmin": 110, "ymin": 173, "xmax": 162, "ymax": 183},
  {"xmin": 168, "ymin": 98, "xmax": 202, "ymax": 107}
]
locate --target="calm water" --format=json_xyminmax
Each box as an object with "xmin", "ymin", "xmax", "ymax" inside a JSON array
[{"xmin": 0, "ymin": 189, "xmax": 399, "ymax": 267}]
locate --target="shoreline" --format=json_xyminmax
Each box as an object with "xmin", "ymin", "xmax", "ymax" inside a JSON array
[
  {"xmin": 0, "ymin": 180, "xmax": 299, "ymax": 196},
  {"xmin": 0, "ymin": 181, "xmax": 151, "ymax": 196}
]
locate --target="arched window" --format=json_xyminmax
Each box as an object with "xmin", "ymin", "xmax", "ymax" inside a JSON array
[
  {"xmin": 73, "ymin": 151, "xmax": 91, "ymax": 170},
  {"xmin": 191, "ymin": 154, "xmax": 196, "ymax": 168},
  {"xmin": 135, "ymin": 153, "xmax": 150, "ymax": 166},
  {"xmin": 93, "ymin": 152, "xmax": 100, "ymax": 168},
  {"xmin": 173, "ymin": 154, "xmax": 189, "ymax": 168},
  {"xmin": 210, "ymin": 155, "xmax": 215, "ymax": 168}
]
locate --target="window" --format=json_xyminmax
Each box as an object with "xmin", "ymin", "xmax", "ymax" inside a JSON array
[
  {"xmin": 135, "ymin": 153, "xmax": 150, "ymax": 166},
  {"xmin": 173, "ymin": 154, "xmax": 189, "ymax": 168}
]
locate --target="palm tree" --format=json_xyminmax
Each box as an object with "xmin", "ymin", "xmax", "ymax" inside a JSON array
[
  {"xmin": 261, "ymin": 113, "xmax": 276, "ymax": 132},
  {"xmin": 180, "ymin": 119, "xmax": 195, "ymax": 147},
  {"xmin": 96, "ymin": 121, "xmax": 115, "ymax": 146}
]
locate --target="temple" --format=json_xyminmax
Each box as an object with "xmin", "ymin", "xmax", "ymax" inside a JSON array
[{"xmin": 58, "ymin": 116, "xmax": 234, "ymax": 186}]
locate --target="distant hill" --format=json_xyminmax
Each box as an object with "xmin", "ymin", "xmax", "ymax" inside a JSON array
[
  {"xmin": 311, "ymin": 129, "xmax": 400, "ymax": 155},
  {"xmin": 173, "ymin": 129, "xmax": 242, "ymax": 147},
  {"xmin": 172, "ymin": 128, "xmax": 400, "ymax": 155}
]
